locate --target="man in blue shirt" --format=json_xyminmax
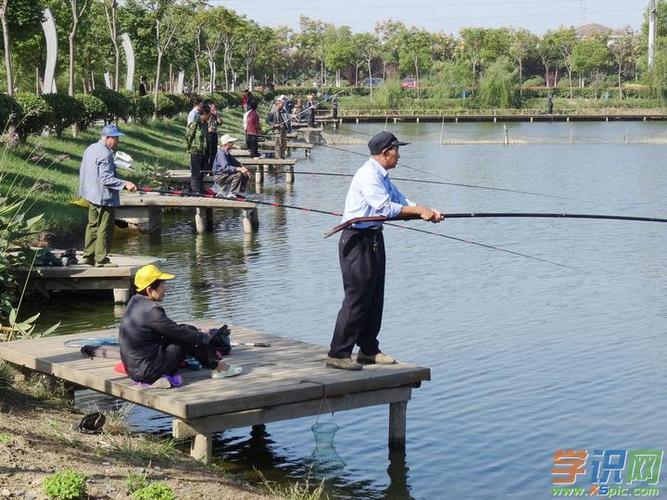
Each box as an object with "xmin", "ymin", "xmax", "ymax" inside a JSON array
[
  {"xmin": 327, "ymin": 131, "xmax": 444, "ymax": 370},
  {"xmin": 79, "ymin": 124, "xmax": 137, "ymax": 267},
  {"xmin": 212, "ymin": 134, "xmax": 250, "ymax": 198}
]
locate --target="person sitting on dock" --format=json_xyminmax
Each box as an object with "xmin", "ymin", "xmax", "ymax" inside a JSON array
[
  {"xmin": 79, "ymin": 124, "xmax": 137, "ymax": 268},
  {"xmin": 212, "ymin": 134, "xmax": 250, "ymax": 198},
  {"xmin": 186, "ymin": 104, "xmax": 211, "ymax": 195},
  {"xmin": 327, "ymin": 131, "xmax": 444, "ymax": 370},
  {"xmin": 119, "ymin": 264, "xmax": 238, "ymax": 388}
]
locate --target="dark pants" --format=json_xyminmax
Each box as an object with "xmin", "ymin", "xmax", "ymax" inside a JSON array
[
  {"xmin": 246, "ymin": 134, "xmax": 260, "ymax": 157},
  {"xmin": 190, "ymin": 153, "xmax": 205, "ymax": 194},
  {"xmin": 332, "ymin": 107, "xmax": 338, "ymax": 119},
  {"xmin": 215, "ymin": 172, "xmax": 249, "ymax": 193},
  {"xmin": 207, "ymin": 132, "xmax": 218, "ymax": 170},
  {"xmin": 83, "ymin": 204, "xmax": 115, "ymax": 264},
  {"xmin": 274, "ymin": 129, "xmax": 287, "ymax": 159},
  {"xmin": 329, "ymin": 227, "xmax": 385, "ymax": 358},
  {"xmin": 144, "ymin": 340, "xmax": 218, "ymax": 384}
]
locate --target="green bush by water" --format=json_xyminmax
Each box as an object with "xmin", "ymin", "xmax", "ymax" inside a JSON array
[{"xmin": 131, "ymin": 482, "xmax": 176, "ymax": 500}]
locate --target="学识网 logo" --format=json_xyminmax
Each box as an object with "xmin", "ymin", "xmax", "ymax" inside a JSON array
[{"xmin": 551, "ymin": 449, "xmax": 663, "ymax": 497}]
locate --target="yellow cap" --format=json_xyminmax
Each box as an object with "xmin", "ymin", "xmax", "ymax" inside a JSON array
[{"xmin": 134, "ymin": 264, "xmax": 175, "ymax": 292}]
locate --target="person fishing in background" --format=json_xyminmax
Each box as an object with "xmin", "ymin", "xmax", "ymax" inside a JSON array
[
  {"xmin": 207, "ymin": 103, "xmax": 222, "ymax": 170},
  {"xmin": 267, "ymin": 97, "xmax": 290, "ymax": 159},
  {"xmin": 186, "ymin": 104, "xmax": 211, "ymax": 195},
  {"xmin": 244, "ymin": 100, "xmax": 262, "ymax": 158},
  {"xmin": 327, "ymin": 131, "xmax": 444, "ymax": 371}
]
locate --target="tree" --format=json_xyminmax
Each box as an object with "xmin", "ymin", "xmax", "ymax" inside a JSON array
[
  {"xmin": 324, "ymin": 25, "xmax": 356, "ymax": 87},
  {"xmin": 102, "ymin": 0, "xmax": 120, "ymax": 90},
  {"xmin": 374, "ymin": 19, "xmax": 406, "ymax": 80},
  {"xmin": 399, "ymin": 30, "xmax": 433, "ymax": 98},
  {"xmin": 610, "ymin": 29, "xmax": 639, "ymax": 98},
  {"xmin": 67, "ymin": 0, "xmax": 92, "ymax": 96},
  {"xmin": 572, "ymin": 35, "xmax": 611, "ymax": 96},
  {"xmin": 459, "ymin": 27, "xmax": 486, "ymax": 92},
  {"xmin": 509, "ymin": 28, "xmax": 538, "ymax": 99},
  {"xmin": 480, "ymin": 27, "xmax": 512, "ymax": 67},
  {"xmin": 355, "ymin": 32, "xmax": 380, "ymax": 99},
  {"xmin": 536, "ymin": 30, "xmax": 562, "ymax": 87},
  {"xmin": 298, "ymin": 16, "xmax": 331, "ymax": 86},
  {"xmin": 0, "ymin": 0, "xmax": 43, "ymax": 95},
  {"xmin": 552, "ymin": 27, "xmax": 578, "ymax": 98},
  {"xmin": 478, "ymin": 56, "xmax": 519, "ymax": 108}
]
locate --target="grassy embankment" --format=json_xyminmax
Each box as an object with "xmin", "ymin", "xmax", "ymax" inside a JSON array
[{"xmin": 0, "ymin": 108, "xmax": 247, "ymax": 246}]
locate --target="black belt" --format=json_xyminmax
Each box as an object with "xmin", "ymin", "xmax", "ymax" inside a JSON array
[{"xmin": 346, "ymin": 225, "xmax": 383, "ymax": 233}]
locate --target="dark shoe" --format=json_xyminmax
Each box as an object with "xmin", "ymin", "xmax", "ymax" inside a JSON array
[
  {"xmin": 326, "ymin": 356, "xmax": 362, "ymax": 371},
  {"xmin": 357, "ymin": 351, "xmax": 397, "ymax": 365},
  {"xmin": 95, "ymin": 260, "xmax": 118, "ymax": 268}
]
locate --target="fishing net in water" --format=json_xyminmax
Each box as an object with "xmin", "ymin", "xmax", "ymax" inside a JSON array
[{"xmin": 321, "ymin": 132, "xmax": 367, "ymax": 145}]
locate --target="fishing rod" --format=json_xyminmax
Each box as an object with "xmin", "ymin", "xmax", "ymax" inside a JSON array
[
  {"xmin": 325, "ymin": 213, "xmax": 667, "ymax": 238},
  {"xmin": 262, "ymin": 87, "xmax": 350, "ymax": 133},
  {"xmin": 136, "ymin": 187, "xmax": 573, "ymax": 269}
]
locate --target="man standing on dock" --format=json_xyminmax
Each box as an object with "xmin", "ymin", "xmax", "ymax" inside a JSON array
[
  {"xmin": 79, "ymin": 124, "xmax": 137, "ymax": 267},
  {"xmin": 267, "ymin": 97, "xmax": 289, "ymax": 159},
  {"xmin": 327, "ymin": 131, "xmax": 444, "ymax": 370},
  {"xmin": 186, "ymin": 104, "xmax": 211, "ymax": 194}
]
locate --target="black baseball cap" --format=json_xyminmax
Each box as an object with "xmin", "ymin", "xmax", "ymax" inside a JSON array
[{"xmin": 368, "ymin": 131, "xmax": 410, "ymax": 154}]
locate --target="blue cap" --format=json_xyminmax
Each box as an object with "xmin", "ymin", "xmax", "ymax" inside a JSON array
[{"xmin": 101, "ymin": 124, "xmax": 125, "ymax": 137}]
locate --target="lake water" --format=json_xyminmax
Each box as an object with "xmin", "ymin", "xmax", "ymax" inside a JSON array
[{"xmin": 27, "ymin": 122, "xmax": 667, "ymax": 499}]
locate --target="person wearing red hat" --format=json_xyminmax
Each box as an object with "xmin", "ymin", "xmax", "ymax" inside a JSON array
[{"xmin": 326, "ymin": 131, "xmax": 444, "ymax": 371}]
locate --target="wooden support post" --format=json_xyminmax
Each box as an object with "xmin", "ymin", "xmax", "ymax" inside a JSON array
[
  {"xmin": 263, "ymin": 164, "xmax": 270, "ymax": 174},
  {"xmin": 255, "ymin": 168, "xmax": 263, "ymax": 184},
  {"xmin": 113, "ymin": 288, "xmax": 130, "ymax": 304},
  {"xmin": 242, "ymin": 208, "xmax": 259, "ymax": 233},
  {"xmin": 285, "ymin": 165, "xmax": 294, "ymax": 184},
  {"xmin": 190, "ymin": 433, "xmax": 213, "ymax": 464},
  {"xmin": 388, "ymin": 401, "xmax": 407, "ymax": 452},
  {"xmin": 305, "ymin": 148, "xmax": 311, "ymax": 158}
]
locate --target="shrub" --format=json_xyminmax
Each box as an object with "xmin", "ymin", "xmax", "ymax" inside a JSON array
[
  {"xmin": 522, "ymin": 75, "xmax": 545, "ymax": 88},
  {"xmin": 74, "ymin": 94, "xmax": 107, "ymax": 130},
  {"xmin": 154, "ymin": 93, "xmax": 176, "ymax": 118},
  {"xmin": 202, "ymin": 92, "xmax": 228, "ymax": 108},
  {"xmin": 0, "ymin": 94, "xmax": 20, "ymax": 131},
  {"xmin": 374, "ymin": 78, "xmax": 403, "ymax": 109},
  {"xmin": 0, "ymin": 361, "xmax": 15, "ymax": 390},
  {"xmin": 165, "ymin": 93, "xmax": 189, "ymax": 114},
  {"xmin": 133, "ymin": 95, "xmax": 155, "ymax": 122},
  {"xmin": 92, "ymin": 88, "xmax": 132, "ymax": 122},
  {"xmin": 43, "ymin": 470, "xmax": 86, "ymax": 500},
  {"xmin": 41, "ymin": 94, "xmax": 85, "ymax": 137},
  {"xmin": 478, "ymin": 57, "xmax": 520, "ymax": 108},
  {"xmin": 131, "ymin": 482, "xmax": 176, "ymax": 500},
  {"xmin": 13, "ymin": 93, "xmax": 52, "ymax": 140}
]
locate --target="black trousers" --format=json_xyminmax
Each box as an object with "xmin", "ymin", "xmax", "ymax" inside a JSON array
[
  {"xmin": 190, "ymin": 153, "xmax": 205, "ymax": 194},
  {"xmin": 207, "ymin": 132, "xmax": 218, "ymax": 170},
  {"xmin": 329, "ymin": 227, "xmax": 385, "ymax": 358},
  {"xmin": 246, "ymin": 134, "xmax": 260, "ymax": 157},
  {"xmin": 143, "ymin": 340, "xmax": 218, "ymax": 384}
]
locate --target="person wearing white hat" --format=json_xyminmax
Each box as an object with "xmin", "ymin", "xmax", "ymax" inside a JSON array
[{"xmin": 211, "ymin": 134, "xmax": 250, "ymax": 198}]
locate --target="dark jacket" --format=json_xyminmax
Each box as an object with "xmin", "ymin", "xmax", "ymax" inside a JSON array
[
  {"xmin": 119, "ymin": 294, "xmax": 209, "ymax": 382},
  {"xmin": 212, "ymin": 148, "xmax": 242, "ymax": 176}
]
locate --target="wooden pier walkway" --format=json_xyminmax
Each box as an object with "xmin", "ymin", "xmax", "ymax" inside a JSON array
[
  {"xmin": 317, "ymin": 113, "xmax": 667, "ymax": 125},
  {"xmin": 117, "ymin": 192, "xmax": 259, "ymax": 234},
  {"xmin": 27, "ymin": 252, "xmax": 161, "ymax": 303},
  {"xmin": 0, "ymin": 321, "xmax": 430, "ymax": 464}
]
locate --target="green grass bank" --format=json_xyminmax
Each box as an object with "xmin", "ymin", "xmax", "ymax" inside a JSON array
[{"xmin": 0, "ymin": 109, "xmax": 247, "ymax": 246}]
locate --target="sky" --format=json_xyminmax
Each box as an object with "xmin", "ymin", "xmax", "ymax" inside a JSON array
[{"xmin": 212, "ymin": 0, "xmax": 651, "ymax": 35}]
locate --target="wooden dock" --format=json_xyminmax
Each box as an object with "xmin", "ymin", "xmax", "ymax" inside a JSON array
[
  {"xmin": 166, "ymin": 158, "xmax": 297, "ymax": 186},
  {"xmin": 0, "ymin": 321, "xmax": 431, "ymax": 464},
  {"xmin": 27, "ymin": 252, "xmax": 161, "ymax": 303},
  {"xmin": 117, "ymin": 192, "xmax": 259, "ymax": 234},
  {"xmin": 256, "ymin": 141, "xmax": 314, "ymax": 158}
]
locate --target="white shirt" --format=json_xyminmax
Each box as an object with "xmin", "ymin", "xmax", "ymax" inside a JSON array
[{"xmin": 342, "ymin": 158, "xmax": 415, "ymax": 229}]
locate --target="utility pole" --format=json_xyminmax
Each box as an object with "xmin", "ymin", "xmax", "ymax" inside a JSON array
[{"xmin": 648, "ymin": 0, "xmax": 657, "ymax": 70}]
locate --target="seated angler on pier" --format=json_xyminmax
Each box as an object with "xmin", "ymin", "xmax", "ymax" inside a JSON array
[{"xmin": 212, "ymin": 134, "xmax": 251, "ymax": 198}]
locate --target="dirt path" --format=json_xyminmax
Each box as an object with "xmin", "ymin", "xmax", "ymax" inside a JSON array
[{"xmin": 0, "ymin": 387, "xmax": 275, "ymax": 499}]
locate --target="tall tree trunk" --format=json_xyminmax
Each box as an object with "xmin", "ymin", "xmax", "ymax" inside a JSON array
[
  {"xmin": 0, "ymin": 6, "xmax": 13, "ymax": 96},
  {"xmin": 104, "ymin": 2, "xmax": 120, "ymax": 91},
  {"xmin": 618, "ymin": 66, "xmax": 623, "ymax": 99},
  {"xmin": 568, "ymin": 68, "xmax": 573, "ymax": 99},
  {"xmin": 154, "ymin": 49, "xmax": 162, "ymax": 113},
  {"xmin": 368, "ymin": 58, "xmax": 373, "ymax": 101},
  {"xmin": 68, "ymin": 23, "xmax": 78, "ymax": 96},
  {"xmin": 194, "ymin": 27, "xmax": 201, "ymax": 94}
]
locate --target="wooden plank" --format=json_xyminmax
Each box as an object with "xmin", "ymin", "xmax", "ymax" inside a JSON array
[
  {"xmin": 27, "ymin": 253, "xmax": 161, "ymax": 279},
  {"xmin": 0, "ymin": 322, "xmax": 430, "ymax": 420},
  {"xmin": 120, "ymin": 192, "xmax": 256, "ymax": 209},
  {"xmin": 257, "ymin": 141, "xmax": 314, "ymax": 149},
  {"xmin": 172, "ymin": 386, "xmax": 412, "ymax": 438}
]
